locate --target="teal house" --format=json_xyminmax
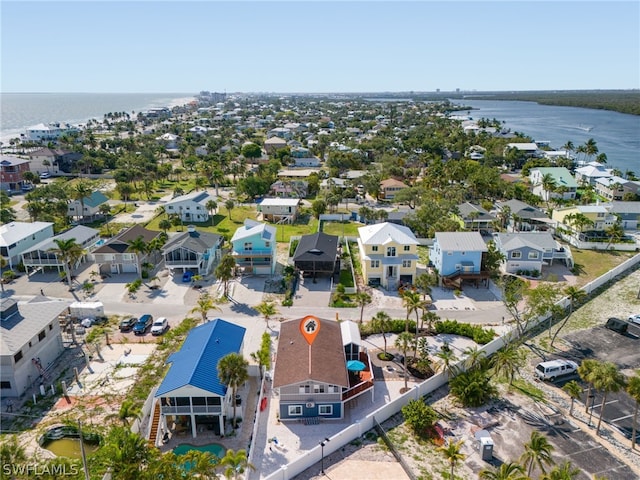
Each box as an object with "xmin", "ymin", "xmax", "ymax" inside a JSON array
[{"xmin": 230, "ymin": 219, "xmax": 277, "ymax": 275}]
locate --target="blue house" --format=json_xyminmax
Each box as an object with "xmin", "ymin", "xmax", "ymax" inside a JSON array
[
  {"xmin": 230, "ymin": 219, "xmax": 277, "ymax": 275},
  {"xmin": 152, "ymin": 319, "xmax": 246, "ymax": 441},
  {"xmin": 273, "ymin": 317, "xmax": 374, "ymax": 421},
  {"xmin": 430, "ymin": 232, "xmax": 488, "ymax": 288}
]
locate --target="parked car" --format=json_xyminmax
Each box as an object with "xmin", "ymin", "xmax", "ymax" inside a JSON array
[
  {"xmin": 535, "ymin": 359, "xmax": 578, "ymax": 381},
  {"xmin": 132, "ymin": 314, "xmax": 153, "ymax": 335},
  {"xmin": 119, "ymin": 317, "xmax": 137, "ymax": 332},
  {"xmin": 182, "ymin": 271, "xmax": 193, "ymax": 283},
  {"xmin": 151, "ymin": 317, "xmax": 169, "ymax": 336},
  {"xmin": 605, "ymin": 317, "xmax": 628, "ymax": 334},
  {"xmin": 39, "ymin": 172, "xmax": 51, "ymax": 179},
  {"xmin": 628, "ymin": 314, "xmax": 640, "ymax": 325}
]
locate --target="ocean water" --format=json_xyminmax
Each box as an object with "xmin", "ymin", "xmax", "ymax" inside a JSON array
[{"xmin": 0, "ymin": 92, "xmax": 195, "ymax": 143}]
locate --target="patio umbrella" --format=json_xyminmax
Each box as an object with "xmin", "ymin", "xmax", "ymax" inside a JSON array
[{"xmin": 346, "ymin": 360, "xmax": 366, "ymax": 372}]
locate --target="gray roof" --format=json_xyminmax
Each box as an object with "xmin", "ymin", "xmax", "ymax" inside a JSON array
[
  {"xmin": 0, "ymin": 222, "xmax": 54, "ymax": 247},
  {"xmin": 163, "ymin": 230, "xmax": 222, "ymax": 254},
  {"xmin": 495, "ymin": 232, "xmax": 557, "ymax": 252},
  {"xmin": 602, "ymin": 202, "xmax": 640, "ymax": 214},
  {"xmin": 22, "ymin": 225, "xmax": 100, "ymax": 255},
  {"xmin": 434, "ymin": 232, "xmax": 487, "ymax": 252},
  {"xmin": 457, "ymin": 202, "xmax": 495, "ymax": 221},
  {"xmin": 0, "ymin": 297, "xmax": 69, "ymax": 356},
  {"xmin": 496, "ymin": 199, "xmax": 549, "ymax": 220}
]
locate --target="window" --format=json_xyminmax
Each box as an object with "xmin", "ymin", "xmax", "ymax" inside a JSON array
[
  {"xmin": 371, "ymin": 260, "xmax": 380, "ymax": 268},
  {"xmin": 386, "ymin": 247, "xmax": 396, "ymax": 257},
  {"xmin": 299, "ymin": 384, "xmax": 310, "ymax": 394},
  {"xmin": 511, "ymin": 251, "xmax": 522, "ymax": 259},
  {"xmin": 38, "ymin": 330, "xmax": 46, "ymax": 341},
  {"xmin": 14, "ymin": 351, "xmax": 23, "ymax": 363},
  {"xmin": 313, "ymin": 384, "xmax": 325, "ymax": 393},
  {"xmin": 318, "ymin": 405, "xmax": 333, "ymax": 415},
  {"xmin": 403, "ymin": 245, "xmax": 410, "ymax": 251},
  {"xmin": 244, "ymin": 242, "xmax": 253, "ymax": 251},
  {"xmin": 371, "ymin": 246, "xmax": 378, "ymax": 252},
  {"xmin": 328, "ymin": 385, "xmax": 339, "ymax": 393},
  {"xmin": 288, "ymin": 405, "xmax": 303, "ymax": 416},
  {"xmin": 447, "ymin": 251, "xmax": 453, "ymax": 256},
  {"xmin": 0, "ymin": 381, "xmax": 11, "ymax": 389},
  {"xmin": 528, "ymin": 251, "xmax": 539, "ymax": 259},
  {"xmin": 49, "ymin": 324, "xmax": 53, "ymax": 331},
  {"xmin": 402, "ymin": 260, "xmax": 411, "ymax": 268}
]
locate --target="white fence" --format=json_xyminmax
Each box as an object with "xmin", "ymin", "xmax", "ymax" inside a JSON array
[{"xmin": 261, "ymin": 252, "xmax": 640, "ymax": 480}]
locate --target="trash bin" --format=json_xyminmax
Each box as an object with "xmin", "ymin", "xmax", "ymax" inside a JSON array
[{"xmin": 474, "ymin": 430, "xmax": 494, "ymax": 461}]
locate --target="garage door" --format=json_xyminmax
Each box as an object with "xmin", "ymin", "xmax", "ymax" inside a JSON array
[
  {"xmin": 255, "ymin": 266, "xmax": 272, "ymax": 275},
  {"xmin": 121, "ymin": 263, "xmax": 137, "ymax": 273}
]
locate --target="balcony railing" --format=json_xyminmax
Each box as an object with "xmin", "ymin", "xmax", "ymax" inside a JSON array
[
  {"xmin": 232, "ymin": 248, "xmax": 273, "ymax": 256},
  {"xmin": 164, "ymin": 259, "xmax": 200, "ymax": 266},
  {"xmin": 160, "ymin": 405, "xmax": 222, "ymax": 415}
]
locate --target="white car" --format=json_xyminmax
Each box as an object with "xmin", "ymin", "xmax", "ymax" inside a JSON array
[
  {"xmin": 151, "ymin": 317, "xmax": 169, "ymax": 336},
  {"xmin": 628, "ymin": 314, "xmax": 640, "ymax": 325},
  {"xmin": 39, "ymin": 172, "xmax": 51, "ymax": 179}
]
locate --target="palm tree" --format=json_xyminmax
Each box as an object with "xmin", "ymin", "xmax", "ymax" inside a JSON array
[
  {"xmin": 189, "ymin": 292, "xmax": 221, "ymax": 324},
  {"xmin": 540, "ymin": 461, "xmax": 580, "ymax": 480},
  {"xmin": 224, "ymin": 199, "xmax": 235, "ymax": 220},
  {"xmin": 395, "ymin": 332, "xmax": 414, "ymax": 392},
  {"xmin": 117, "ymin": 399, "xmax": 141, "ymax": 427},
  {"xmin": 492, "ymin": 344, "xmax": 525, "ymax": 386},
  {"xmin": 127, "ymin": 235, "xmax": 148, "ymax": 279},
  {"xmin": 562, "ymin": 380, "xmax": 583, "ymax": 417},
  {"xmin": 70, "ymin": 180, "xmax": 95, "ymax": 221},
  {"xmin": 215, "ymin": 254, "xmax": 236, "ymax": 298},
  {"xmin": 371, "ymin": 311, "xmax": 392, "ymax": 358},
  {"xmin": 592, "ymin": 361, "xmax": 626, "ymax": 434},
  {"xmin": 255, "ymin": 299, "xmax": 278, "ymax": 330},
  {"xmin": 354, "ymin": 291, "xmax": 372, "ymax": 324},
  {"xmin": 462, "ymin": 345, "xmax": 486, "ymax": 371},
  {"xmin": 94, "ymin": 426, "xmax": 152, "ymax": 480},
  {"xmin": 217, "ymin": 353, "xmax": 249, "ymax": 429},
  {"xmin": 551, "ymin": 286, "xmax": 587, "ymax": 347},
  {"xmin": 539, "ymin": 173, "xmax": 557, "ymax": 207},
  {"xmin": 437, "ymin": 439, "xmax": 465, "ymax": 480},
  {"xmin": 578, "ymin": 359, "xmax": 600, "ymax": 414},
  {"xmin": 626, "ymin": 370, "xmax": 640, "ymax": 450},
  {"xmin": 49, "ymin": 238, "xmax": 84, "ymax": 288},
  {"xmin": 520, "ymin": 431, "xmax": 554, "ymax": 477},
  {"xmin": 479, "ymin": 462, "xmax": 527, "ymax": 480},
  {"xmin": 220, "ymin": 448, "xmax": 255, "ymax": 480},
  {"xmin": 435, "ymin": 342, "xmax": 459, "ymax": 378},
  {"xmin": 159, "ymin": 218, "xmax": 172, "ymax": 233},
  {"xmin": 604, "ymin": 221, "xmax": 624, "ymax": 250},
  {"xmin": 206, "ymin": 199, "xmax": 218, "ymax": 225},
  {"xmin": 180, "ymin": 450, "xmax": 220, "ymax": 479}
]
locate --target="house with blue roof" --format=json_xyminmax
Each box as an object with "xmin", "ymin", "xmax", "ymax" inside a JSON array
[
  {"xmin": 153, "ymin": 319, "xmax": 246, "ymax": 440},
  {"xmin": 67, "ymin": 191, "xmax": 109, "ymax": 221},
  {"xmin": 231, "ymin": 219, "xmax": 277, "ymax": 275}
]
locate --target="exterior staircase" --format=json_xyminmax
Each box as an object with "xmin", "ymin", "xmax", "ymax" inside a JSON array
[{"xmin": 148, "ymin": 401, "xmax": 160, "ymax": 448}]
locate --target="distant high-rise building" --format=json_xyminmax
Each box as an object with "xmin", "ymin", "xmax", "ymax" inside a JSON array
[{"xmin": 456, "ymin": 88, "xmax": 460, "ymax": 93}]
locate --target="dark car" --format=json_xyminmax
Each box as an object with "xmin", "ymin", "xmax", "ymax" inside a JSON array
[
  {"xmin": 605, "ymin": 317, "xmax": 628, "ymax": 335},
  {"xmin": 119, "ymin": 317, "xmax": 137, "ymax": 332},
  {"xmin": 133, "ymin": 314, "xmax": 153, "ymax": 335}
]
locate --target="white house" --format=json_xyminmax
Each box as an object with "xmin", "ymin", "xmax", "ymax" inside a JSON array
[
  {"xmin": 0, "ymin": 222, "xmax": 54, "ymax": 268},
  {"xmin": 25, "ymin": 123, "xmax": 78, "ymax": 142},
  {"xmin": 156, "ymin": 133, "xmax": 181, "ymax": 149},
  {"xmin": 165, "ymin": 191, "xmax": 216, "ymax": 223},
  {"xmin": 258, "ymin": 198, "xmax": 301, "ymax": 224},
  {"xmin": 1, "ymin": 297, "xmax": 69, "ymax": 398},
  {"xmin": 67, "ymin": 191, "xmax": 109, "ymax": 221}
]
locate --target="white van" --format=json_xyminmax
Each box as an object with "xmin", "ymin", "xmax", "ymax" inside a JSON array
[{"xmin": 535, "ymin": 359, "xmax": 578, "ymax": 381}]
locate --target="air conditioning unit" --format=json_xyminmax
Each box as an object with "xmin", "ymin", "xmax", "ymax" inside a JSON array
[{"xmin": 306, "ymin": 402, "xmax": 315, "ymax": 408}]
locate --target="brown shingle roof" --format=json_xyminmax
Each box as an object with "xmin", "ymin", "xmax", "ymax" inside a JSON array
[
  {"xmin": 273, "ymin": 317, "xmax": 349, "ymax": 388},
  {"xmin": 93, "ymin": 225, "xmax": 160, "ymax": 254}
]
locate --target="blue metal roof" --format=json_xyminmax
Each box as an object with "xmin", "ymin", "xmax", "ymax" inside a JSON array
[{"xmin": 155, "ymin": 319, "xmax": 246, "ymax": 397}]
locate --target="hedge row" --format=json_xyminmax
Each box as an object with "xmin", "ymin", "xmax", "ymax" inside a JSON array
[{"xmin": 434, "ymin": 319, "xmax": 496, "ymax": 344}]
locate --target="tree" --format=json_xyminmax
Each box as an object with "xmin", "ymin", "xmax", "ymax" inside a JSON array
[
  {"xmin": 180, "ymin": 450, "xmax": 220, "ymax": 479},
  {"xmin": 215, "ymin": 254, "xmax": 236, "ymax": 298},
  {"xmin": 592, "ymin": 361, "xmax": 626, "ymax": 434},
  {"xmin": 401, "ymin": 399, "xmax": 438, "ymax": 436},
  {"xmin": 127, "ymin": 235, "xmax": 148, "ymax": 279},
  {"xmin": 94, "ymin": 426, "xmax": 152, "ymax": 480},
  {"xmin": 626, "ymin": 370, "xmax": 640, "ymax": 450},
  {"xmin": 224, "ymin": 199, "xmax": 235, "ymax": 220},
  {"xmin": 562, "ymin": 380, "xmax": 583, "ymax": 417},
  {"xmin": 604, "ymin": 220, "xmax": 624, "ymax": 250},
  {"xmin": 401, "ymin": 289, "xmax": 424, "ymax": 339},
  {"xmin": 217, "ymin": 353, "xmax": 249, "ymax": 429},
  {"xmin": 255, "ymin": 299, "xmax": 278, "ymax": 330},
  {"xmin": 551, "ymin": 286, "xmax": 587, "ymax": 347},
  {"xmin": 49, "ymin": 238, "xmax": 84, "ymax": 288},
  {"xmin": 250, "ymin": 332, "xmax": 272, "ymax": 378},
  {"xmin": 354, "ymin": 291, "xmax": 371, "ymax": 324},
  {"xmin": 70, "ymin": 180, "xmax": 95, "ymax": 221},
  {"xmin": 578, "ymin": 359, "xmax": 600, "ymax": 414},
  {"xmin": 117, "ymin": 399, "xmax": 141, "ymax": 427},
  {"xmin": 462, "ymin": 345, "xmax": 486, "ymax": 371},
  {"xmin": 480, "ymin": 462, "xmax": 527, "ymax": 480},
  {"xmin": 435, "ymin": 342, "xmax": 459, "ymax": 378},
  {"xmin": 520, "ymin": 431, "xmax": 554, "ymax": 477},
  {"xmin": 437, "ymin": 440, "xmax": 465, "ymax": 480},
  {"xmin": 206, "ymin": 199, "xmax": 218, "ymax": 225},
  {"xmin": 414, "ymin": 271, "xmax": 437, "ymax": 301},
  {"xmin": 159, "ymin": 218, "xmax": 172, "ymax": 233},
  {"xmin": 449, "ymin": 368, "xmax": 496, "ymax": 407},
  {"xmin": 491, "ymin": 344, "xmax": 525, "ymax": 386},
  {"xmin": 539, "ymin": 173, "xmax": 557, "ymax": 207},
  {"xmin": 311, "ymin": 199, "xmax": 327, "ymax": 219},
  {"xmin": 220, "ymin": 448, "xmax": 255, "ymax": 480},
  {"xmin": 371, "ymin": 311, "xmax": 392, "ymax": 358},
  {"xmin": 395, "ymin": 332, "xmax": 414, "ymax": 392},
  {"xmin": 190, "ymin": 292, "xmax": 221, "ymax": 324},
  {"xmin": 116, "ymin": 182, "xmax": 134, "ymax": 204},
  {"xmin": 540, "ymin": 461, "xmax": 580, "ymax": 480},
  {"xmin": 241, "ymin": 142, "xmax": 262, "ymax": 164}
]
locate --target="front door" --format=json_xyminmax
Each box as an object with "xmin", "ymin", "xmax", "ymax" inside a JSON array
[{"xmin": 110, "ymin": 264, "xmax": 119, "ymax": 274}]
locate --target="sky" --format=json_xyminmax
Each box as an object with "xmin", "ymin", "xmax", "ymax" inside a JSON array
[{"xmin": 1, "ymin": 1, "xmax": 639, "ymax": 93}]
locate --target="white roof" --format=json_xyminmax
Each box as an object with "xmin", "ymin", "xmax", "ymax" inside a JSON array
[
  {"xmin": 165, "ymin": 191, "xmax": 213, "ymax": 206},
  {"xmin": 341, "ymin": 320, "xmax": 361, "ymax": 347},
  {"xmin": 21, "ymin": 225, "xmax": 99, "ymax": 254},
  {"xmin": 434, "ymin": 232, "xmax": 488, "ymax": 252},
  {"xmin": 231, "ymin": 219, "xmax": 276, "ymax": 243},
  {"xmin": 259, "ymin": 198, "xmax": 300, "ymax": 207},
  {"xmin": 507, "ymin": 143, "xmax": 539, "ymax": 151},
  {"xmin": 0, "ymin": 222, "xmax": 53, "ymax": 247},
  {"xmin": 358, "ymin": 222, "xmax": 419, "ymax": 246}
]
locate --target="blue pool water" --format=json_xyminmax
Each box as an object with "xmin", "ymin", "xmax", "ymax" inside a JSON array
[
  {"xmin": 95, "ymin": 239, "xmax": 105, "ymax": 246},
  {"xmin": 173, "ymin": 443, "xmax": 226, "ymax": 470}
]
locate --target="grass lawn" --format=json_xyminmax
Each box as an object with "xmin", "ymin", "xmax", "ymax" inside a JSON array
[
  {"xmin": 322, "ymin": 221, "xmax": 360, "ymax": 237},
  {"xmin": 570, "ymin": 248, "xmax": 636, "ymax": 287},
  {"xmin": 274, "ymin": 219, "xmax": 319, "ymax": 243}
]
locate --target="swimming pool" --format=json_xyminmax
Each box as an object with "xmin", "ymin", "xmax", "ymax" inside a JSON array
[
  {"xmin": 173, "ymin": 443, "xmax": 226, "ymax": 470},
  {"xmin": 95, "ymin": 239, "xmax": 106, "ymax": 246}
]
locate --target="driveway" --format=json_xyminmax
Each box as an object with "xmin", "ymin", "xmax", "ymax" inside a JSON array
[{"xmin": 294, "ymin": 275, "xmax": 332, "ymax": 308}]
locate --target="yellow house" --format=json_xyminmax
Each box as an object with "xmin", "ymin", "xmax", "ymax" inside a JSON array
[
  {"xmin": 357, "ymin": 222, "xmax": 419, "ymax": 290},
  {"xmin": 552, "ymin": 205, "xmax": 617, "ymax": 232}
]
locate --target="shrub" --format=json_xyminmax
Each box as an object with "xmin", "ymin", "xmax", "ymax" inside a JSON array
[
  {"xmin": 289, "ymin": 239, "xmax": 299, "ymax": 257},
  {"xmin": 434, "ymin": 319, "xmax": 495, "ymax": 344},
  {"xmin": 402, "ymin": 399, "xmax": 438, "ymax": 436},
  {"xmin": 360, "ymin": 319, "xmax": 416, "ymax": 336},
  {"xmin": 449, "ymin": 368, "xmax": 496, "ymax": 407}
]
